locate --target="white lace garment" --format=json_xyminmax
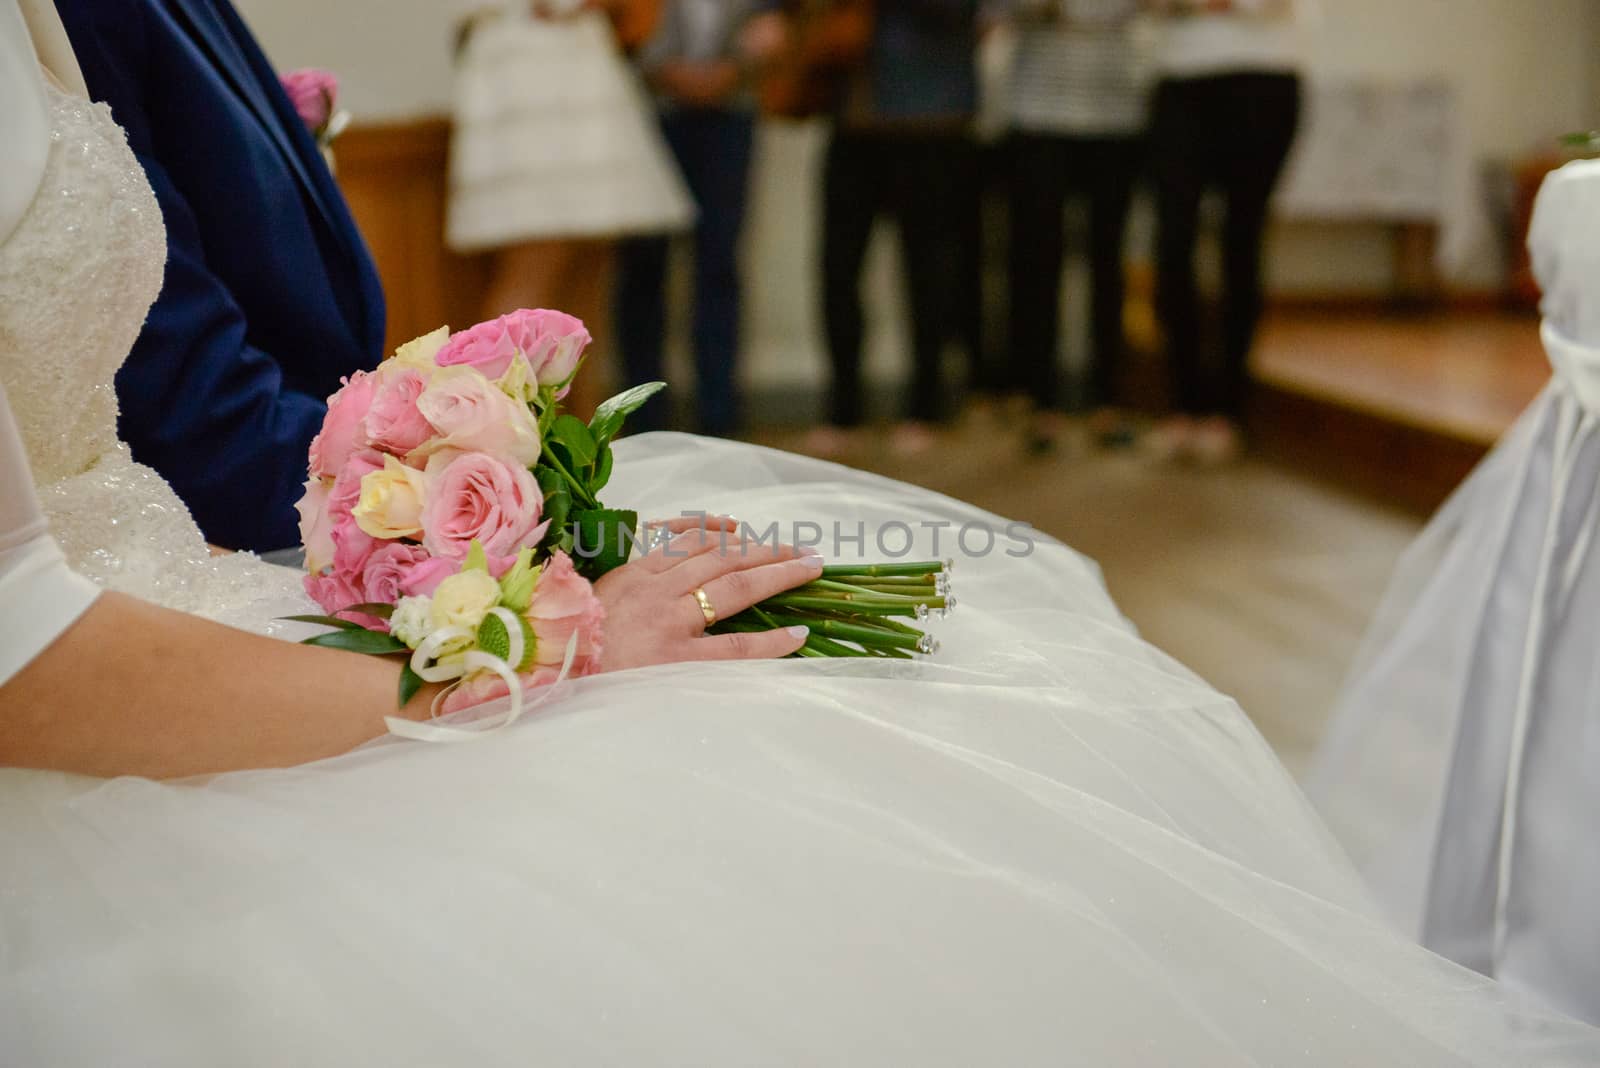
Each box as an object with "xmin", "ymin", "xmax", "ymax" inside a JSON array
[{"xmin": 0, "ymin": 83, "xmax": 306, "ymax": 631}]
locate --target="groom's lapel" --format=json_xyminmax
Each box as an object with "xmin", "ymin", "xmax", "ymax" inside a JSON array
[{"xmin": 161, "ymin": 0, "xmax": 348, "ymax": 252}]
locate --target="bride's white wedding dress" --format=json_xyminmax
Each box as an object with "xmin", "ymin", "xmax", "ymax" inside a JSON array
[{"xmin": 2, "ymin": 79, "xmax": 1597, "ymax": 1067}]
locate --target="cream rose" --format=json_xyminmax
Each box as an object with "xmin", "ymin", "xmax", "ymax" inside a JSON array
[
  {"xmin": 414, "ymin": 366, "xmax": 541, "ymax": 467},
  {"xmin": 428, "ymin": 570, "xmax": 503, "ymax": 633},
  {"xmin": 294, "ymin": 477, "xmax": 336, "ymax": 574},
  {"xmin": 353, "ymin": 455, "xmax": 430, "ymax": 539},
  {"xmin": 389, "ymin": 325, "xmax": 450, "ymax": 377}
]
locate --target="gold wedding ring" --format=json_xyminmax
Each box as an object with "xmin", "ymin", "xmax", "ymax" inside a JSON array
[{"xmin": 692, "ymin": 586, "xmax": 717, "ymax": 627}]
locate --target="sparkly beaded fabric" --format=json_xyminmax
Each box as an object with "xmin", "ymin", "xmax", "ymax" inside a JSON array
[{"xmin": 0, "ymin": 84, "xmax": 305, "ymax": 625}]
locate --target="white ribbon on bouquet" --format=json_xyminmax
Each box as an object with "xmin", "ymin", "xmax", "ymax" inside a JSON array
[{"xmin": 383, "ymin": 610, "xmax": 580, "ymax": 743}]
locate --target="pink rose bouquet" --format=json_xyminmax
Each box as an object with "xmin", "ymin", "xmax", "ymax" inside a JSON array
[
  {"xmin": 292, "ymin": 307, "xmax": 953, "ymax": 730},
  {"xmin": 290, "ymin": 308, "xmax": 660, "ymax": 719}
]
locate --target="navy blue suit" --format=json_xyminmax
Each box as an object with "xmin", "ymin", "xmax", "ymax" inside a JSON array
[{"xmin": 57, "ymin": 0, "xmax": 385, "ymax": 551}]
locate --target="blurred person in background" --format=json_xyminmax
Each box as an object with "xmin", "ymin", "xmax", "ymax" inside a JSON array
[
  {"xmin": 1003, "ymin": 0, "xmax": 1148, "ymax": 454},
  {"xmin": 1145, "ymin": 0, "xmax": 1305, "ymax": 463},
  {"xmin": 449, "ymin": 0, "xmax": 694, "ymax": 416},
  {"xmin": 805, "ymin": 0, "xmax": 982, "ymax": 459},
  {"xmin": 616, "ymin": 0, "xmax": 789, "ymax": 437}
]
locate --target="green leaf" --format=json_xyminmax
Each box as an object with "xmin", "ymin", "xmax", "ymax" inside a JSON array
[
  {"xmin": 590, "ymin": 381, "xmax": 667, "ymax": 445},
  {"xmin": 339, "ymin": 602, "xmax": 396, "ymax": 620},
  {"xmin": 591, "ymin": 447, "xmax": 615, "ymax": 493},
  {"xmin": 534, "ymin": 466, "xmax": 572, "ymax": 548},
  {"xmin": 571, "ymin": 507, "xmax": 640, "ymax": 579},
  {"xmin": 476, "ymin": 612, "xmax": 511, "ymax": 662},
  {"xmin": 498, "ymin": 548, "xmax": 540, "ymax": 612},
  {"xmin": 535, "ymin": 442, "xmax": 599, "ymax": 510},
  {"xmin": 301, "ymin": 629, "xmax": 410, "ymax": 655},
  {"xmin": 534, "ymin": 466, "xmax": 564, "ymax": 497},
  {"xmin": 535, "ymin": 386, "xmax": 562, "ymax": 431},
  {"xmin": 474, "ymin": 610, "xmax": 536, "ymax": 670},
  {"xmin": 462, "ymin": 541, "xmax": 489, "ymax": 574},
  {"xmin": 542, "ymin": 486, "xmax": 571, "ymax": 546},
  {"xmin": 549, "ymin": 414, "xmax": 598, "ymax": 469},
  {"xmin": 543, "ymin": 436, "xmax": 574, "ymax": 472},
  {"xmin": 279, "ymin": 613, "xmax": 364, "ymax": 630},
  {"xmin": 398, "ymin": 663, "xmax": 425, "ymax": 708}
]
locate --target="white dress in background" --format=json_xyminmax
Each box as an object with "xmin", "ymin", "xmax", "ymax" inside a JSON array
[
  {"xmin": 3, "ymin": 78, "xmax": 1600, "ymax": 1066},
  {"xmin": 446, "ymin": 1, "xmax": 694, "ymax": 252},
  {"xmin": 1307, "ymin": 159, "xmax": 1600, "ymax": 1027}
]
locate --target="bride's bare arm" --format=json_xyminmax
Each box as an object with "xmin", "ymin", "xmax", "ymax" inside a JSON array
[
  {"xmin": 0, "ymin": 592, "xmax": 443, "ymax": 779},
  {"xmin": 0, "ymin": 519, "xmax": 817, "ymax": 779}
]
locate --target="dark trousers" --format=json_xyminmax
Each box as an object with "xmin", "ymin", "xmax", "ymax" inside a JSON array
[
  {"xmin": 821, "ymin": 130, "xmax": 966, "ymax": 426},
  {"xmin": 618, "ymin": 108, "xmax": 756, "ymax": 437},
  {"xmin": 1007, "ymin": 132, "xmax": 1142, "ymax": 411},
  {"xmin": 1151, "ymin": 72, "xmax": 1301, "ymax": 418}
]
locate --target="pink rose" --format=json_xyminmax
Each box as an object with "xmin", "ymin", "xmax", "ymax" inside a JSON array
[
  {"xmin": 433, "ymin": 317, "xmax": 522, "ymax": 381},
  {"xmin": 399, "ymin": 555, "xmax": 458, "ymax": 598},
  {"xmin": 504, "ymin": 308, "xmax": 591, "ymax": 389},
  {"xmin": 331, "ymin": 514, "xmax": 378, "ymax": 581},
  {"xmin": 524, "ymin": 550, "xmax": 605, "ymax": 668},
  {"xmin": 414, "ymin": 367, "xmax": 540, "ymax": 466},
  {"xmin": 295, "ymin": 478, "xmax": 336, "ymax": 573},
  {"xmin": 304, "ymin": 568, "xmax": 364, "ymax": 619},
  {"xmin": 281, "ymin": 69, "xmax": 338, "ymax": 132},
  {"xmin": 307, "ymin": 521, "xmax": 392, "ymax": 631},
  {"xmin": 328, "ymin": 449, "xmax": 386, "ymax": 525},
  {"xmin": 400, "ymin": 551, "xmax": 518, "ymax": 597},
  {"xmin": 420, "ymin": 451, "xmax": 547, "ymax": 561},
  {"xmin": 365, "ymin": 366, "xmax": 435, "ymax": 457},
  {"xmin": 438, "ymin": 666, "xmax": 565, "ymax": 716},
  {"xmin": 309, "ymin": 372, "xmax": 378, "ymax": 478},
  {"xmin": 360, "ymin": 541, "xmax": 433, "ymax": 607}
]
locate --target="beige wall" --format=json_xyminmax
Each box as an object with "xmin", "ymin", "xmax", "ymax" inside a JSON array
[{"xmin": 236, "ymin": 0, "xmax": 1600, "ymax": 391}]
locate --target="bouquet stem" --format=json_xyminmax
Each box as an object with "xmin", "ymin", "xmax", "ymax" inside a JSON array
[{"xmin": 712, "ymin": 560, "xmax": 952, "ymax": 659}]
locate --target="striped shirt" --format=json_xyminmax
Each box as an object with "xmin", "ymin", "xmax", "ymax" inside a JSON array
[{"xmin": 1007, "ymin": 0, "xmax": 1149, "ymax": 137}]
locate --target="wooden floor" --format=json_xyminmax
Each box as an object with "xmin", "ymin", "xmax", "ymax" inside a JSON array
[
  {"xmin": 1255, "ymin": 310, "xmax": 1549, "ymax": 444},
  {"xmin": 1250, "ymin": 310, "xmax": 1549, "ymax": 513},
  {"xmin": 755, "ymin": 309, "xmax": 1546, "ymax": 774}
]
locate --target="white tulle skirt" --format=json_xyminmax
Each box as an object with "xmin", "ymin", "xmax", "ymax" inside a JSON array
[
  {"xmin": 446, "ymin": 11, "xmax": 694, "ymax": 251},
  {"xmin": 1308, "ymin": 325, "xmax": 1600, "ymax": 1027},
  {"xmin": 4, "ymin": 436, "xmax": 1596, "ymax": 1064}
]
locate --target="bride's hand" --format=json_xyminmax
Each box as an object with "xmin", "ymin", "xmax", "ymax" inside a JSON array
[{"xmin": 594, "ymin": 515, "xmax": 821, "ymax": 671}]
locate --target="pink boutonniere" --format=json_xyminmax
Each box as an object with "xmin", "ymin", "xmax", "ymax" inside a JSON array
[{"xmin": 280, "ymin": 68, "xmax": 350, "ymax": 161}]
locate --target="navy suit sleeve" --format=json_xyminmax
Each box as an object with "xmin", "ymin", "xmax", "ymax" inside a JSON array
[
  {"xmin": 118, "ymin": 149, "xmax": 328, "ymax": 552},
  {"xmin": 58, "ymin": 0, "xmax": 326, "ymax": 552}
]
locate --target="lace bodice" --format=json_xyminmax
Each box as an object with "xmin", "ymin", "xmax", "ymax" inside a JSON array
[
  {"xmin": 0, "ymin": 82, "xmax": 303, "ymax": 622},
  {"xmin": 0, "ymin": 84, "xmax": 162, "ymax": 484}
]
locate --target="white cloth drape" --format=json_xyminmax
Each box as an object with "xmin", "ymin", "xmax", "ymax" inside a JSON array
[{"xmin": 1307, "ymin": 160, "xmax": 1600, "ymax": 1026}]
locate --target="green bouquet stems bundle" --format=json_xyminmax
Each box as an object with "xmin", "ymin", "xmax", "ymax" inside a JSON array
[{"xmin": 713, "ymin": 560, "xmax": 955, "ymax": 659}]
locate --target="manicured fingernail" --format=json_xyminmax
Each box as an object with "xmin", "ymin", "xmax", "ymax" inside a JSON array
[
  {"xmin": 801, "ymin": 554, "xmax": 825, "ymax": 569},
  {"xmin": 797, "ymin": 545, "xmax": 821, "ymax": 557},
  {"xmin": 787, "ymin": 626, "xmax": 810, "ymax": 639}
]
